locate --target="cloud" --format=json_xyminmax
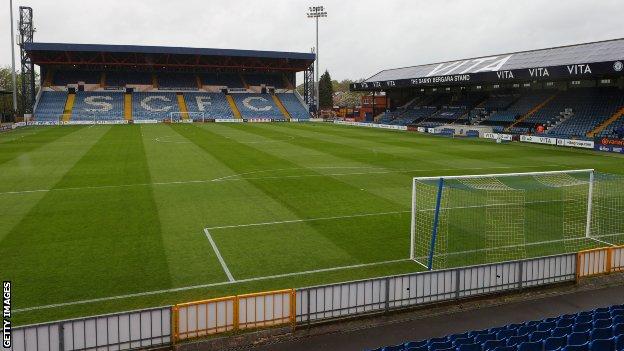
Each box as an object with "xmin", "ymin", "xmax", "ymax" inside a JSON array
[{"xmin": 0, "ymin": 0, "xmax": 622, "ymax": 82}]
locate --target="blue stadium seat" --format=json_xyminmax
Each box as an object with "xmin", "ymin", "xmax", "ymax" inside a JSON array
[
  {"xmin": 616, "ymin": 334, "xmax": 624, "ymax": 350},
  {"xmin": 427, "ymin": 337, "xmax": 448, "ymax": 345},
  {"xmin": 576, "ymin": 316, "xmax": 593, "ymax": 325},
  {"xmin": 615, "ymin": 316, "xmax": 624, "ymax": 325},
  {"xmin": 507, "ymin": 334, "xmax": 529, "ymax": 346},
  {"xmin": 590, "ymin": 338, "xmax": 616, "ymax": 351},
  {"xmin": 594, "ymin": 312, "xmax": 612, "ymax": 321},
  {"xmin": 453, "ymin": 338, "xmax": 475, "ymax": 347},
  {"xmin": 492, "ymin": 347, "xmax": 516, "ymax": 351},
  {"xmin": 183, "ymin": 92, "xmax": 234, "ymax": 119},
  {"xmin": 614, "ymin": 323, "xmax": 624, "ymax": 336},
  {"xmin": 518, "ymin": 325, "xmax": 538, "ymax": 336},
  {"xmin": 72, "ymin": 92, "xmax": 125, "ymax": 121},
  {"xmin": 594, "ymin": 319, "xmax": 613, "ymax": 329},
  {"xmin": 552, "ymin": 326, "xmax": 573, "ymax": 337},
  {"xmin": 405, "ymin": 340, "xmax": 427, "ymax": 348},
  {"xmin": 457, "ymin": 344, "xmax": 482, "ymax": 351},
  {"xmin": 132, "ymin": 92, "xmax": 180, "ymax": 121},
  {"xmin": 573, "ymin": 322, "xmax": 593, "ymax": 333},
  {"xmin": 34, "ymin": 91, "xmax": 67, "ymax": 121},
  {"xmin": 231, "ymin": 93, "xmax": 284, "ymax": 119},
  {"xmin": 428, "ymin": 341, "xmax": 452, "ymax": 350},
  {"xmin": 518, "ymin": 341, "xmax": 543, "ymax": 351},
  {"xmin": 568, "ymin": 332, "xmax": 590, "ymax": 345},
  {"xmin": 474, "ymin": 333, "xmax": 497, "ymax": 344},
  {"xmin": 544, "ymin": 336, "xmax": 567, "ymax": 350},
  {"xmin": 496, "ymin": 330, "xmax": 517, "ymax": 340},
  {"xmin": 483, "ymin": 339, "xmax": 506, "ymax": 350},
  {"xmin": 448, "ymin": 333, "xmax": 470, "ymax": 341},
  {"xmin": 558, "ymin": 319, "xmax": 575, "ymax": 328},
  {"xmin": 277, "ymin": 93, "xmax": 310, "ymax": 119},
  {"xmin": 538, "ymin": 322, "xmax": 556, "ymax": 332},
  {"xmin": 590, "ymin": 327, "xmax": 613, "ymax": 341},
  {"xmin": 529, "ymin": 330, "xmax": 551, "ymax": 342},
  {"xmin": 563, "ymin": 343, "xmax": 589, "ymax": 351}
]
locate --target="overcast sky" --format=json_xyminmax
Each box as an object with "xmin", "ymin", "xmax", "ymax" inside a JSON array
[{"xmin": 1, "ymin": 0, "xmax": 623, "ymax": 82}]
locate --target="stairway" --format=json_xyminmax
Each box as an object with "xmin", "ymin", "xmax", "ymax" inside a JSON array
[
  {"xmin": 272, "ymin": 94, "xmax": 291, "ymax": 120},
  {"xmin": 506, "ymin": 93, "xmax": 558, "ymax": 132},
  {"xmin": 176, "ymin": 93, "xmax": 189, "ymax": 120},
  {"xmin": 124, "ymin": 93, "xmax": 133, "ymax": 121},
  {"xmin": 587, "ymin": 106, "xmax": 624, "ymax": 137},
  {"xmin": 226, "ymin": 95, "xmax": 242, "ymax": 119},
  {"xmin": 62, "ymin": 92, "xmax": 75, "ymax": 122}
]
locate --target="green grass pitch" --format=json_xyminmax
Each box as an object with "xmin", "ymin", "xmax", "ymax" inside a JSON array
[{"xmin": 0, "ymin": 122, "xmax": 622, "ymax": 325}]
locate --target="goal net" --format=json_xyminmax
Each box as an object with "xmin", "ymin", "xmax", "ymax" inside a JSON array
[{"xmin": 410, "ymin": 169, "xmax": 624, "ymax": 270}]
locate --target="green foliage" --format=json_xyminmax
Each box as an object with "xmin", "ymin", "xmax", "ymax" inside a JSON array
[
  {"xmin": 318, "ymin": 70, "xmax": 333, "ymax": 109},
  {"xmin": 1, "ymin": 123, "xmax": 622, "ymax": 325},
  {"xmin": 0, "ymin": 65, "xmax": 40, "ymax": 119}
]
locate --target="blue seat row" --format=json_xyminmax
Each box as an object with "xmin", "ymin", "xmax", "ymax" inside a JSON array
[{"xmin": 368, "ymin": 304, "xmax": 624, "ymax": 351}]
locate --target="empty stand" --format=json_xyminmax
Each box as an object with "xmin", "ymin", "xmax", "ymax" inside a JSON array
[
  {"xmin": 157, "ymin": 73, "xmax": 197, "ymax": 89},
  {"xmin": 72, "ymin": 92, "xmax": 125, "ymax": 121},
  {"xmin": 106, "ymin": 71, "xmax": 153, "ymax": 87},
  {"xmin": 132, "ymin": 92, "xmax": 180, "ymax": 120},
  {"xmin": 183, "ymin": 92, "xmax": 235, "ymax": 120},
  {"xmin": 244, "ymin": 73, "xmax": 285, "ymax": 88},
  {"xmin": 276, "ymin": 93, "xmax": 310, "ymax": 119},
  {"xmin": 199, "ymin": 73, "xmax": 244, "ymax": 88},
  {"xmin": 34, "ymin": 91, "xmax": 68, "ymax": 121},
  {"xmin": 231, "ymin": 93, "xmax": 285, "ymax": 119},
  {"xmin": 368, "ymin": 304, "xmax": 624, "ymax": 351},
  {"xmin": 52, "ymin": 70, "xmax": 101, "ymax": 85}
]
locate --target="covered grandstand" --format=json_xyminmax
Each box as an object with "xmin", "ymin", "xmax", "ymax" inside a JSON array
[
  {"xmin": 351, "ymin": 38, "xmax": 624, "ymax": 140},
  {"xmin": 25, "ymin": 43, "xmax": 316, "ymax": 122}
]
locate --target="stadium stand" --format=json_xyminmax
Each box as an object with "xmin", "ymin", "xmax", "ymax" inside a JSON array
[
  {"xmin": 367, "ymin": 304, "xmax": 624, "ymax": 351},
  {"xmin": 481, "ymin": 91, "xmax": 554, "ymax": 127},
  {"xmin": 277, "ymin": 93, "xmax": 310, "ymax": 119},
  {"xmin": 71, "ymin": 91, "xmax": 125, "ymax": 121},
  {"xmin": 183, "ymin": 92, "xmax": 234, "ymax": 119},
  {"xmin": 545, "ymin": 88, "xmax": 624, "ymax": 138},
  {"xmin": 231, "ymin": 93, "xmax": 285, "ymax": 119},
  {"xmin": 199, "ymin": 72, "xmax": 244, "ymax": 88},
  {"xmin": 106, "ymin": 71, "xmax": 153, "ymax": 87},
  {"xmin": 244, "ymin": 73, "xmax": 285, "ymax": 88},
  {"xmin": 157, "ymin": 73, "xmax": 198, "ymax": 89},
  {"xmin": 132, "ymin": 92, "xmax": 180, "ymax": 120},
  {"xmin": 34, "ymin": 91, "xmax": 67, "ymax": 121},
  {"xmin": 52, "ymin": 70, "xmax": 101, "ymax": 85}
]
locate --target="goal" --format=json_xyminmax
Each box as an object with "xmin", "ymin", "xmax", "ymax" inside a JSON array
[{"xmin": 410, "ymin": 169, "xmax": 624, "ymax": 270}]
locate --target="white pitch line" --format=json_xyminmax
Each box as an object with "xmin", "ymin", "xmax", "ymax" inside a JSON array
[
  {"xmin": 207, "ymin": 210, "xmax": 410, "ymax": 230},
  {"xmin": 203, "ymin": 228, "xmax": 235, "ymax": 282},
  {"xmin": 589, "ymin": 237, "xmax": 615, "ymax": 247},
  {"xmin": 13, "ymin": 258, "xmax": 412, "ymax": 313},
  {"xmin": 0, "ymin": 164, "xmax": 563, "ymax": 196}
]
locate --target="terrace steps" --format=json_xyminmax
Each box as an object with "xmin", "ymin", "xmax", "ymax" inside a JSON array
[
  {"xmin": 124, "ymin": 93, "xmax": 132, "ymax": 121},
  {"xmin": 226, "ymin": 95, "xmax": 242, "ymax": 119},
  {"xmin": 506, "ymin": 92, "xmax": 558, "ymax": 132},
  {"xmin": 62, "ymin": 92, "xmax": 75, "ymax": 122},
  {"xmin": 587, "ymin": 106, "xmax": 624, "ymax": 137},
  {"xmin": 272, "ymin": 94, "xmax": 291, "ymax": 121},
  {"xmin": 176, "ymin": 93, "xmax": 189, "ymax": 120}
]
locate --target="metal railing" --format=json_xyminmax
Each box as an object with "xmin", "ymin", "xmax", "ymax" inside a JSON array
[
  {"xmin": 7, "ymin": 307, "xmax": 171, "ymax": 351},
  {"xmin": 296, "ymin": 253, "xmax": 575, "ymax": 324},
  {"xmin": 6, "ymin": 249, "xmax": 620, "ymax": 351}
]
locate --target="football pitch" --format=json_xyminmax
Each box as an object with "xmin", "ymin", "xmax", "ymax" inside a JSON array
[{"xmin": 1, "ymin": 122, "xmax": 623, "ymax": 325}]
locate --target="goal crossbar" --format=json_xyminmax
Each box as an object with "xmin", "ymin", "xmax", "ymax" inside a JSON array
[{"xmin": 410, "ymin": 169, "xmax": 605, "ymax": 271}]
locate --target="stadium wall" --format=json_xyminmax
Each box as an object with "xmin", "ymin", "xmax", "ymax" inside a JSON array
[{"xmin": 5, "ymin": 246, "xmax": 624, "ymax": 351}]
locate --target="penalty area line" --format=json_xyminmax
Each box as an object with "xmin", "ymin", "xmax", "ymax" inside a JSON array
[
  {"xmin": 203, "ymin": 228, "xmax": 235, "ymax": 282},
  {"xmin": 13, "ymin": 258, "xmax": 413, "ymax": 313}
]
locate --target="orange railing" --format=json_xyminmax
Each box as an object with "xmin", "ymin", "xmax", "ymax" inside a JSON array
[
  {"xmin": 576, "ymin": 245, "xmax": 624, "ymax": 279},
  {"xmin": 172, "ymin": 289, "xmax": 295, "ymax": 342}
]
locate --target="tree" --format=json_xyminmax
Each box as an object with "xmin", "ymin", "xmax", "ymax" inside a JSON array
[
  {"xmin": 318, "ymin": 70, "xmax": 334, "ymax": 109},
  {"xmin": 0, "ymin": 65, "xmax": 39, "ymax": 120}
]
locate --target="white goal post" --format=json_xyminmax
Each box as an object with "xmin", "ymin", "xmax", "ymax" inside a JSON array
[{"xmin": 410, "ymin": 169, "xmax": 623, "ymax": 271}]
